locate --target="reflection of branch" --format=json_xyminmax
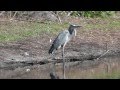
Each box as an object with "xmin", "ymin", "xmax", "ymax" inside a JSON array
[{"xmin": 96, "ymin": 50, "xmax": 110, "ymax": 60}]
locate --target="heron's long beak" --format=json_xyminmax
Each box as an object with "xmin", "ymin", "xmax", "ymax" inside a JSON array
[
  {"xmin": 76, "ymin": 26, "xmax": 81, "ymax": 28},
  {"xmin": 74, "ymin": 26, "xmax": 81, "ymax": 36}
]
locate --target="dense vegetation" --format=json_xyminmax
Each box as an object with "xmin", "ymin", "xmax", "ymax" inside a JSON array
[{"xmin": 0, "ymin": 11, "xmax": 118, "ymax": 20}]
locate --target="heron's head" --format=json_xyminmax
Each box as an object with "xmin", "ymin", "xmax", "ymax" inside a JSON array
[
  {"xmin": 69, "ymin": 24, "xmax": 81, "ymax": 29},
  {"xmin": 68, "ymin": 24, "xmax": 81, "ymax": 36}
]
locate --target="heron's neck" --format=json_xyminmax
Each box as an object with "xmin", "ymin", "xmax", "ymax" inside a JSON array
[{"xmin": 68, "ymin": 28, "xmax": 74, "ymax": 35}]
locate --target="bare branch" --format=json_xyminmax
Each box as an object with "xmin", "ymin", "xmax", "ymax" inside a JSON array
[{"xmin": 96, "ymin": 50, "xmax": 110, "ymax": 60}]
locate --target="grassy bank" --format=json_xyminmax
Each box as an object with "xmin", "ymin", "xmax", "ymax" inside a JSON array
[
  {"xmin": 0, "ymin": 18, "xmax": 120, "ymax": 42},
  {"xmin": 0, "ymin": 21, "xmax": 68, "ymax": 42}
]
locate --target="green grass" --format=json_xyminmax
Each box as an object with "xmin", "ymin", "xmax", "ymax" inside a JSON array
[{"xmin": 0, "ymin": 21, "xmax": 69, "ymax": 42}]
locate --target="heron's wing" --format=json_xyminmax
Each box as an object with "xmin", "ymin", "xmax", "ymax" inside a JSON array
[
  {"xmin": 53, "ymin": 30, "xmax": 70, "ymax": 49},
  {"xmin": 49, "ymin": 30, "xmax": 69, "ymax": 54}
]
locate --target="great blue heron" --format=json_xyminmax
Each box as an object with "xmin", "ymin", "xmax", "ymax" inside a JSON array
[{"xmin": 49, "ymin": 24, "xmax": 81, "ymax": 79}]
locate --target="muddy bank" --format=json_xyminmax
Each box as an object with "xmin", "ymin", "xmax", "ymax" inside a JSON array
[{"xmin": 0, "ymin": 40, "xmax": 120, "ymax": 70}]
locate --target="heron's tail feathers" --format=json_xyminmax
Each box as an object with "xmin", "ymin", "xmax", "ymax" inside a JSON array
[{"xmin": 48, "ymin": 45, "xmax": 54, "ymax": 54}]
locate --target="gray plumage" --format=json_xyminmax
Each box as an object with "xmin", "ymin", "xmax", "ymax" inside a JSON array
[{"xmin": 49, "ymin": 24, "xmax": 81, "ymax": 54}]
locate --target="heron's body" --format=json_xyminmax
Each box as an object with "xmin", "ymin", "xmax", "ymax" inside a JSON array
[
  {"xmin": 49, "ymin": 30, "xmax": 70, "ymax": 54},
  {"xmin": 48, "ymin": 24, "xmax": 81, "ymax": 79}
]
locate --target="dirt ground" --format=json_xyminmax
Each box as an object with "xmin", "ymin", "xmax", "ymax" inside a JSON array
[{"xmin": 0, "ymin": 18, "xmax": 120, "ymax": 79}]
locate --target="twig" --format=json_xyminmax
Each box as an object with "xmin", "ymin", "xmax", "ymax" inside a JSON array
[
  {"xmin": 12, "ymin": 11, "xmax": 18, "ymax": 19},
  {"xmin": 0, "ymin": 11, "xmax": 5, "ymax": 16},
  {"xmin": 96, "ymin": 50, "xmax": 110, "ymax": 60}
]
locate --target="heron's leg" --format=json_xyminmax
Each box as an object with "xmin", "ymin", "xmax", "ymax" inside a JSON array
[
  {"xmin": 62, "ymin": 46, "xmax": 66, "ymax": 79},
  {"xmin": 51, "ymin": 52, "xmax": 56, "ymax": 74},
  {"xmin": 52, "ymin": 52, "xmax": 55, "ymax": 60}
]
